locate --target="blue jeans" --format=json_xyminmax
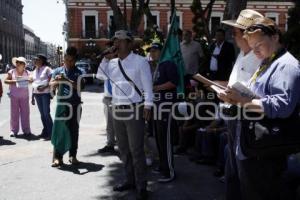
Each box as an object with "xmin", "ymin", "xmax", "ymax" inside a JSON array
[{"xmin": 35, "ymin": 93, "xmax": 53, "ymax": 137}]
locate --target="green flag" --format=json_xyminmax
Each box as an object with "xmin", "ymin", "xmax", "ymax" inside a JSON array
[
  {"xmin": 51, "ymin": 85, "xmax": 71, "ymax": 155},
  {"xmin": 159, "ymin": 9, "xmax": 185, "ymax": 94}
]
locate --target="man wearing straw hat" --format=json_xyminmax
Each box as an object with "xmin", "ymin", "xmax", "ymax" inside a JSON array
[{"xmin": 219, "ymin": 9, "xmax": 264, "ymax": 200}]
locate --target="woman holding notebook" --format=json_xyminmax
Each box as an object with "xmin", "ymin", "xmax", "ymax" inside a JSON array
[
  {"xmin": 220, "ymin": 17, "xmax": 300, "ymax": 200},
  {"xmin": 4, "ymin": 57, "xmax": 32, "ymax": 137}
]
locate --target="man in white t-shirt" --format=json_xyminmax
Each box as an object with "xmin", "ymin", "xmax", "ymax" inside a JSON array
[{"xmin": 218, "ymin": 9, "xmax": 263, "ymax": 200}]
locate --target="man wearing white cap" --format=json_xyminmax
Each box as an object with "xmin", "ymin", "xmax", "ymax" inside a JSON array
[
  {"xmin": 219, "ymin": 9, "xmax": 264, "ymax": 200},
  {"xmin": 97, "ymin": 30, "xmax": 153, "ymax": 200}
]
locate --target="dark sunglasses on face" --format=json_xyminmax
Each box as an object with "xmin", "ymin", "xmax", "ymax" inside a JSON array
[{"xmin": 16, "ymin": 61, "xmax": 25, "ymax": 65}]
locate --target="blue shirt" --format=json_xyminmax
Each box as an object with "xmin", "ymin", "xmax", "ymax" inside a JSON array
[
  {"xmin": 237, "ymin": 51, "xmax": 300, "ymax": 160},
  {"xmin": 153, "ymin": 60, "xmax": 179, "ymax": 103},
  {"xmin": 52, "ymin": 66, "xmax": 83, "ymax": 104},
  {"xmin": 250, "ymin": 51, "xmax": 300, "ymax": 118}
]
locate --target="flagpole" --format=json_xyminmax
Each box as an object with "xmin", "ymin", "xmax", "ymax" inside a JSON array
[{"xmin": 171, "ymin": 0, "xmax": 175, "ymax": 16}]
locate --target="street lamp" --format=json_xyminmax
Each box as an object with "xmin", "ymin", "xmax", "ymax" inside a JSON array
[{"xmin": 85, "ymin": 39, "xmax": 96, "ymax": 47}]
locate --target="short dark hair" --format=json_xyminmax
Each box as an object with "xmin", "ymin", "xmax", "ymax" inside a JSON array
[
  {"xmin": 245, "ymin": 24, "xmax": 283, "ymax": 43},
  {"xmin": 36, "ymin": 54, "xmax": 48, "ymax": 65},
  {"xmin": 216, "ymin": 28, "xmax": 226, "ymax": 36},
  {"xmin": 65, "ymin": 47, "xmax": 78, "ymax": 60}
]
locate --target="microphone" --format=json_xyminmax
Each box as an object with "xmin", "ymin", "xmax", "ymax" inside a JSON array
[{"xmin": 97, "ymin": 46, "xmax": 117, "ymax": 59}]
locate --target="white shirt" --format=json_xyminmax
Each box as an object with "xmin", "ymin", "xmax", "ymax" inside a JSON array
[
  {"xmin": 96, "ymin": 65, "xmax": 112, "ymax": 97},
  {"xmin": 228, "ymin": 50, "xmax": 262, "ymax": 86},
  {"xmin": 209, "ymin": 42, "xmax": 224, "ymax": 72},
  {"xmin": 181, "ymin": 40, "xmax": 204, "ymax": 75},
  {"xmin": 226, "ymin": 50, "xmax": 261, "ymax": 161},
  {"xmin": 97, "ymin": 52, "xmax": 153, "ymax": 108},
  {"xmin": 32, "ymin": 66, "xmax": 52, "ymax": 94}
]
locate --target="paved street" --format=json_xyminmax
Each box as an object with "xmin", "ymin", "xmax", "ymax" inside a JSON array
[{"xmin": 0, "ymin": 73, "xmax": 225, "ymax": 200}]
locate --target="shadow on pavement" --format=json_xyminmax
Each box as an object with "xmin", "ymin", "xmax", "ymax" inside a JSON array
[
  {"xmin": 83, "ymin": 151, "xmax": 120, "ymax": 158},
  {"xmin": 14, "ymin": 134, "xmax": 40, "ymax": 141},
  {"xmin": 59, "ymin": 162, "xmax": 104, "ymax": 175},
  {"xmin": 0, "ymin": 138, "xmax": 16, "ymax": 146},
  {"xmin": 94, "ymin": 162, "xmax": 137, "ymax": 200},
  {"xmin": 94, "ymin": 156, "xmax": 225, "ymax": 200},
  {"xmin": 82, "ymin": 83, "xmax": 104, "ymax": 93}
]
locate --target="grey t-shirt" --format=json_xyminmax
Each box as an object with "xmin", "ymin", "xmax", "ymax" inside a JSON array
[{"xmin": 181, "ymin": 40, "xmax": 204, "ymax": 75}]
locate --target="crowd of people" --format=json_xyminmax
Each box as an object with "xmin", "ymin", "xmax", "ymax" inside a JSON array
[{"xmin": 0, "ymin": 8, "xmax": 300, "ymax": 200}]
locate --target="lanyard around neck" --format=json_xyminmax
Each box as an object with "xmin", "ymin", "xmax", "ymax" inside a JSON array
[{"xmin": 250, "ymin": 53, "xmax": 276, "ymax": 84}]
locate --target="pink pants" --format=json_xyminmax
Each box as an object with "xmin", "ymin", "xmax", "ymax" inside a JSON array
[{"xmin": 10, "ymin": 95, "xmax": 31, "ymax": 134}]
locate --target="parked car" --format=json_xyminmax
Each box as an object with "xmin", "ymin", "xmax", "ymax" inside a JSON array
[
  {"xmin": 75, "ymin": 60, "xmax": 94, "ymax": 84},
  {"xmin": 25, "ymin": 64, "xmax": 35, "ymax": 71}
]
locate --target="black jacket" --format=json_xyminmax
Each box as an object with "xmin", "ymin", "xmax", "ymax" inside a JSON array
[{"xmin": 208, "ymin": 41, "xmax": 235, "ymax": 81}]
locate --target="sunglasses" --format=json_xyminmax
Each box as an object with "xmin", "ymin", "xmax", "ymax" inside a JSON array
[{"xmin": 16, "ymin": 61, "xmax": 25, "ymax": 65}]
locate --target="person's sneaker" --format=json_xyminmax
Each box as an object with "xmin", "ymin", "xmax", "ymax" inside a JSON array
[
  {"xmin": 10, "ymin": 132, "xmax": 17, "ymax": 137},
  {"xmin": 97, "ymin": 145, "xmax": 115, "ymax": 154},
  {"xmin": 158, "ymin": 174, "xmax": 175, "ymax": 183},
  {"xmin": 69, "ymin": 157, "xmax": 80, "ymax": 165}
]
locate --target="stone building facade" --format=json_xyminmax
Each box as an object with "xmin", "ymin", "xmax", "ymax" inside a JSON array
[
  {"xmin": 0, "ymin": 0, "xmax": 24, "ymax": 64},
  {"xmin": 24, "ymin": 24, "xmax": 59, "ymax": 67}
]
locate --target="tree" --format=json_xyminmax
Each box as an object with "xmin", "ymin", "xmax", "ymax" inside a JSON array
[
  {"xmin": 191, "ymin": 0, "xmax": 216, "ymax": 43},
  {"xmin": 106, "ymin": 0, "xmax": 126, "ymax": 30},
  {"xmin": 285, "ymin": 0, "xmax": 300, "ymax": 59},
  {"xmin": 190, "ymin": 0, "xmax": 216, "ymax": 76},
  {"xmin": 223, "ymin": 0, "xmax": 248, "ymax": 21},
  {"xmin": 222, "ymin": 0, "xmax": 247, "ymax": 40},
  {"xmin": 105, "ymin": 0, "xmax": 155, "ymax": 35}
]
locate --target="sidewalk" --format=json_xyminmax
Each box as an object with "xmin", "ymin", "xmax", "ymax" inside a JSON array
[{"xmin": 0, "ymin": 83, "xmax": 225, "ymax": 200}]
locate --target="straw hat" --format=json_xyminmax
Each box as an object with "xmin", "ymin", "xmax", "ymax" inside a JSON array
[
  {"xmin": 221, "ymin": 9, "xmax": 264, "ymax": 30},
  {"xmin": 12, "ymin": 57, "xmax": 27, "ymax": 66},
  {"xmin": 243, "ymin": 17, "xmax": 277, "ymax": 37}
]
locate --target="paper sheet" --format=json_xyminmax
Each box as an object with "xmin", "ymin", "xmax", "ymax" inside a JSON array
[
  {"xmin": 231, "ymin": 81, "xmax": 255, "ymax": 98},
  {"xmin": 16, "ymin": 76, "xmax": 29, "ymax": 88},
  {"xmin": 192, "ymin": 73, "xmax": 227, "ymax": 90}
]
